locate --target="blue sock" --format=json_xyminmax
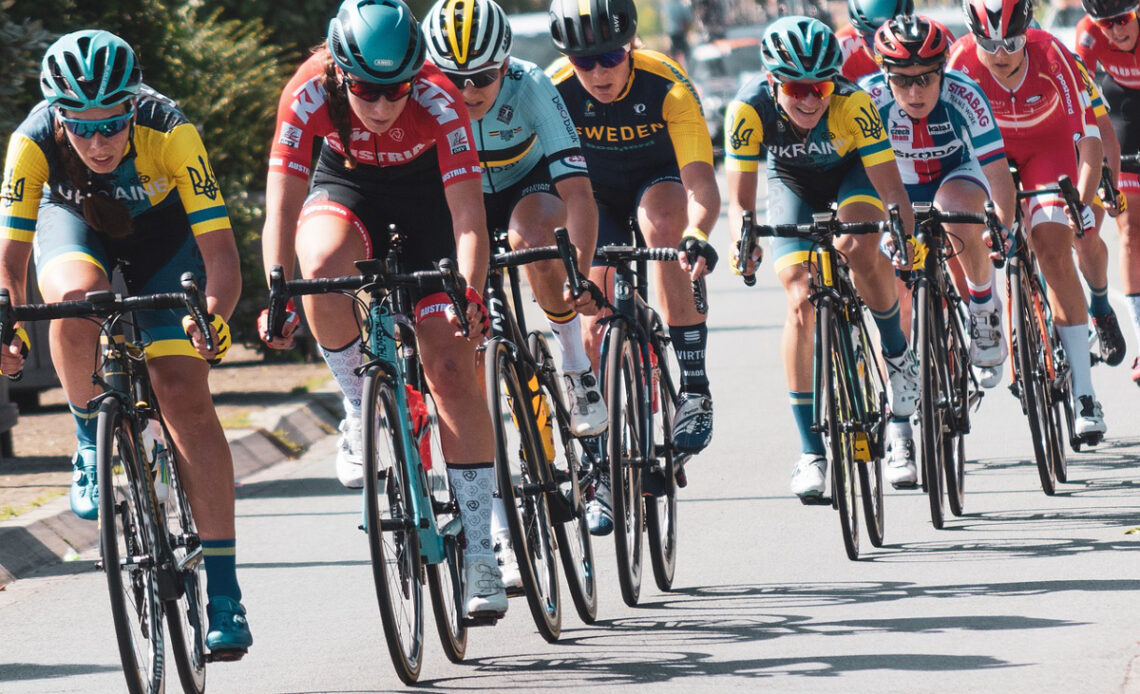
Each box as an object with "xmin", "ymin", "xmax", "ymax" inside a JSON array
[
  {"xmin": 870, "ymin": 301, "xmax": 908, "ymax": 358},
  {"xmin": 790, "ymin": 391, "xmax": 825, "ymax": 456},
  {"xmin": 1088, "ymin": 284, "xmax": 1111, "ymax": 318},
  {"xmin": 202, "ymin": 539, "xmax": 241, "ymax": 602},
  {"xmin": 70, "ymin": 402, "xmax": 98, "ymax": 450}
]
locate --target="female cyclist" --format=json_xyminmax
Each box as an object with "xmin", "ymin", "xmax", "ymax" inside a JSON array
[{"xmin": 0, "ymin": 30, "xmax": 251, "ymax": 656}]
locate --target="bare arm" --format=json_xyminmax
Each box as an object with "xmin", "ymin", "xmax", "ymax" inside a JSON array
[
  {"xmin": 553, "ymin": 175, "xmax": 598, "ymax": 275},
  {"xmin": 726, "ymin": 168, "xmax": 759, "ymax": 274},
  {"xmin": 1076, "ymin": 135, "xmax": 1104, "ymax": 207},
  {"xmin": 982, "ymin": 157, "xmax": 1018, "ymax": 230},
  {"xmin": 864, "ymin": 159, "xmax": 915, "ymax": 242},
  {"xmin": 195, "ymin": 229, "xmax": 241, "ymax": 321},
  {"xmin": 443, "ymin": 177, "xmax": 490, "ymax": 295},
  {"xmin": 261, "ymin": 171, "xmax": 309, "ymax": 282},
  {"xmin": 680, "ymin": 160, "xmax": 721, "ymax": 236},
  {"xmin": 0, "ymin": 239, "xmax": 32, "ymax": 307}
]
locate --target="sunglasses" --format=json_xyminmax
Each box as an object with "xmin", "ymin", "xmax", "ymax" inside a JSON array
[
  {"xmin": 344, "ymin": 77, "xmax": 413, "ymax": 102},
  {"xmin": 1096, "ymin": 10, "xmax": 1136, "ymax": 28},
  {"xmin": 568, "ymin": 48, "xmax": 628, "ymax": 70},
  {"xmin": 976, "ymin": 33, "xmax": 1027, "ymax": 54},
  {"xmin": 777, "ymin": 80, "xmax": 835, "ymax": 100},
  {"xmin": 886, "ymin": 68, "xmax": 943, "ymax": 89},
  {"xmin": 443, "ymin": 67, "xmax": 501, "ymax": 90},
  {"xmin": 57, "ymin": 108, "xmax": 134, "ymax": 139}
]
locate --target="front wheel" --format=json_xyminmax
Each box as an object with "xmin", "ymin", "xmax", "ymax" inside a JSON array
[
  {"xmin": 362, "ymin": 371, "xmax": 424, "ymax": 684},
  {"xmin": 162, "ymin": 430, "xmax": 207, "ymax": 694},
  {"xmin": 1011, "ymin": 267, "xmax": 1058, "ymax": 496},
  {"xmin": 97, "ymin": 399, "xmax": 165, "ymax": 694},
  {"xmin": 820, "ymin": 309, "xmax": 860, "ymax": 560},
  {"xmin": 603, "ymin": 323, "xmax": 645, "ymax": 605},
  {"xmin": 850, "ymin": 315, "xmax": 885, "ymax": 548},
  {"xmin": 486, "ymin": 339, "xmax": 562, "ymax": 642},
  {"xmin": 644, "ymin": 329, "xmax": 678, "ymax": 591},
  {"xmin": 917, "ymin": 283, "xmax": 947, "ymax": 529}
]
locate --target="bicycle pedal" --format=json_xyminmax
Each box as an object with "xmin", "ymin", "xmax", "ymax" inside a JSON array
[
  {"xmin": 462, "ymin": 612, "xmax": 504, "ymax": 627},
  {"xmin": 641, "ymin": 469, "xmax": 667, "ymax": 497},
  {"xmin": 505, "ymin": 586, "xmax": 526, "ymax": 598},
  {"xmin": 1078, "ymin": 433, "xmax": 1104, "ymax": 448},
  {"xmin": 206, "ymin": 648, "xmax": 247, "ymax": 663},
  {"xmin": 798, "ymin": 494, "xmax": 832, "ymax": 506}
]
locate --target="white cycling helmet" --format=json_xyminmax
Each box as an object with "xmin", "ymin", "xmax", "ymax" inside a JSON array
[{"xmin": 423, "ymin": 0, "xmax": 512, "ymax": 73}]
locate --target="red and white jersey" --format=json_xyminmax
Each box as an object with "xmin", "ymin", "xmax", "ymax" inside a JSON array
[
  {"xmin": 948, "ymin": 28, "xmax": 1098, "ymax": 157},
  {"xmin": 268, "ymin": 54, "xmax": 482, "ymax": 187},
  {"xmin": 1075, "ymin": 15, "xmax": 1140, "ymax": 90},
  {"xmin": 836, "ymin": 24, "xmax": 880, "ymax": 82}
]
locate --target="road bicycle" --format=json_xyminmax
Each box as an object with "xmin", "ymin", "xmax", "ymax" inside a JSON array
[
  {"xmin": 738, "ymin": 206, "xmax": 906, "ymax": 559},
  {"xmin": 906, "ymin": 202, "xmax": 1002, "ymax": 526},
  {"xmin": 579, "ymin": 230, "xmax": 704, "ymax": 605},
  {"xmin": 266, "ymin": 229, "xmax": 470, "ymax": 684},
  {"xmin": 0, "ymin": 274, "xmax": 216, "ymax": 694},
  {"xmin": 480, "ymin": 227, "xmax": 600, "ymax": 640}
]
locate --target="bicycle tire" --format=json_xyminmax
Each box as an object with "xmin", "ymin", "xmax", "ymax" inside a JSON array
[
  {"xmin": 97, "ymin": 399, "xmax": 165, "ymax": 694},
  {"xmin": 603, "ymin": 322, "xmax": 645, "ymax": 604},
  {"xmin": 850, "ymin": 316, "xmax": 885, "ymax": 548},
  {"xmin": 1045, "ymin": 323, "xmax": 1070, "ymax": 481},
  {"xmin": 162, "ymin": 430, "xmax": 207, "ymax": 694},
  {"xmin": 821, "ymin": 307, "xmax": 860, "ymax": 560},
  {"xmin": 528, "ymin": 332, "xmax": 598, "ymax": 625},
  {"xmin": 944, "ymin": 302, "xmax": 970, "ymax": 517},
  {"xmin": 1011, "ymin": 268, "xmax": 1058, "ymax": 495},
  {"xmin": 421, "ymin": 391, "xmax": 467, "ymax": 663},
  {"xmin": 362, "ymin": 371, "xmax": 424, "ymax": 684},
  {"xmin": 644, "ymin": 328, "xmax": 678, "ymax": 592},
  {"xmin": 487, "ymin": 338, "xmax": 562, "ymax": 642},
  {"xmin": 917, "ymin": 282, "xmax": 947, "ymax": 529}
]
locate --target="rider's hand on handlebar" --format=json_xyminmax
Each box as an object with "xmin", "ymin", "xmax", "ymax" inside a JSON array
[
  {"xmin": 729, "ymin": 238, "xmax": 763, "ymax": 278},
  {"xmin": 182, "ymin": 313, "xmax": 231, "ymax": 364},
  {"xmin": 1107, "ymin": 190, "xmax": 1128, "ymax": 217},
  {"xmin": 983, "ymin": 224, "xmax": 1012, "ymax": 261},
  {"xmin": 450, "ymin": 286, "xmax": 489, "ymax": 339},
  {"xmin": 879, "ymin": 232, "xmax": 912, "ymax": 270},
  {"xmin": 678, "ymin": 228, "xmax": 718, "ymax": 280},
  {"xmin": 257, "ymin": 301, "xmax": 301, "ymax": 350},
  {"xmin": 0, "ymin": 327, "xmax": 30, "ymax": 379},
  {"xmin": 563, "ymin": 277, "xmax": 604, "ymax": 316},
  {"xmin": 1066, "ymin": 202, "xmax": 1097, "ymax": 235}
]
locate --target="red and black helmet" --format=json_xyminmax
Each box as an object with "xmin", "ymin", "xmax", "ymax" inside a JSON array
[
  {"xmin": 964, "ymin": 0, "xmax": 1033, "ymax": 38},
  {"xmin": 874, "ymin": 14, "xmax": 952, "ymax": 68}
]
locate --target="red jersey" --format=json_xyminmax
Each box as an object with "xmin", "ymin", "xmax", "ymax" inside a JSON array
[
  {"xmin": 837, "ymin": 24, "xmax": 880, "ymax": 82},
  {"xmin": 1075, "ymin": 16, "xmax": 1140, "ymax": 90},
  {"xmin": 268, "ymin": 54, "xmax": 481, "ymax": 188},
  {"xmin": 948, "ymin": 29, "xmax": 1098, "ymax": 156}
]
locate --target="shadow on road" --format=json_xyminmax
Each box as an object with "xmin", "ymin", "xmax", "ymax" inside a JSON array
[
  {"xmin": 0, "ymin": 662, "xmax": 121, "ymax": 682},
  {"xmin": 237, "ymin": 477, "xmax": 356, "ymax": 499}
]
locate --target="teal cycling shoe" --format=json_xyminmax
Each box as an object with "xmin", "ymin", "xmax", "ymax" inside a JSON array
[
  {"xmin": 206, "ymin": 596, "xmax": 253, "ymax": 659},
  {"xmin": 69, "ymin": 447, "xmax": 98, "ymax": 521}
]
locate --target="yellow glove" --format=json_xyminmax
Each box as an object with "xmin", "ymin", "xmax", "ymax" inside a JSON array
[{"xmin": 181, "ymin": 313, "xmax": 231, "ymax": 363}]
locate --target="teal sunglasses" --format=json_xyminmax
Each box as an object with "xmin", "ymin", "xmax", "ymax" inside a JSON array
[{"xmin": 57, "ymin": 108, "xmax": 135, "ymax": 139}]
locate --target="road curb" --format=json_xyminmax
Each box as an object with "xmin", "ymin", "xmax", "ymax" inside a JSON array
[{"xmin": 0, "ymin": 394, "xmax": 341, "ymax": 588}]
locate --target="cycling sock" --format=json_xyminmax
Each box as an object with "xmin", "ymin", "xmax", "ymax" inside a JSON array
[
  {"xmin": 790, "ymin": 391, "xmax": 824, "ymax": 456},
  {"xmin": 69, "ymin": 402, "xmax": 98, "ymax": 450},
  {"xmin": 202, "ymin": 539, "xmax": 241, "ymax": 601},
  {"xmin": 1058, "ymin": 324, "xmax": 1094, "ymax": 400},
  {"xmin": 966, "ymin": 275, "xmax": 994, "ymax": 309},
  {"xmin": 1127, "ymin": 293, "xmax": 1140, "ymax": 345},
  {"xmin": 669, "ymin": 322, "xmax": 710, "ymax": 395},
  {"xmin": 319, "ymin": 337, "xmax": 363, "ymax": 414},
  {"xmin": 1088, "ymin": 283, "xmax": 1111, "ymax": 318},
  {"xmin": 447, "ymin": 463, "xmax": 495, "ymax": 559},
  {"xmin": 870, "ymin": 301, "xmax": 908, "ymax": 358},
  {"xmin": 545, "ymin": 308, "xmax": 591, "ymax": 374},
  {"xmin": 888, "ymin": 416, "xmax": 912, "ymax": 438},
  {"xmin": 490, "ymin": 493, "xmax": 510, "ymax": 540}
]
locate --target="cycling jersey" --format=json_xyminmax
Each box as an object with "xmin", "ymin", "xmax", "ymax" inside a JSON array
[
  {"xmin": 837, "ymin": 24, "xmax": 880, "ymax": 82},
  {"xmin": 859, "ymin": 68, "xmax": 1006, "ymax": 187},
  {"xmin": 548, "ymin": 49, "xmax": 713, "ymax": 191},
  {"xmin": 1075, "ymin": 16, "xmax": 1140, "ymax": 172},
  {"xmin": 268, "ymin": 54, "xmax": 481, "ymax": 188},
  {"xmin": 724, "ymin": 76, "xmax": 895, "ymax": 210},
  {"xmin": 474, "ymin": 57, "xmax": 588, "ymax": 194},
  {"xmin": 1, "ymin": 87, "xmax": 231, "ymax": 244}
]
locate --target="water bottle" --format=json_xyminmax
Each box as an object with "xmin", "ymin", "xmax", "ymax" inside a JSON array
[
  {"xmin": 141, "ymin": 418, "xmax": 170, "ymax": 503},
  {"xmin": 404, "ymin": 385, "xmax": 433, "ymax": 471},
  {"xmin": 527, "ymin": 375, "xmax": 556, "ymax": 462}
]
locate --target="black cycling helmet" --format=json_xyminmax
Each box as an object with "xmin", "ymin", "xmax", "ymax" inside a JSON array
[
  {"xmin": 549, "ymin": 0, "xmax": 637, "ymax": 56},
  {"xmin": 1080, "ymin": 0, "xmax": 1138, "ymax": 19}
]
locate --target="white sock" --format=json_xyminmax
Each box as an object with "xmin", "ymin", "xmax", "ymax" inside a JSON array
[
  {"xmin": 966, "ymin": 272, "xmax": 995, "ymax": 310},
  {"xmin": 319, "ymin": 337, "xmax": 363, "ymax": 414},
  {"xmin": 1058, "ymin": 324, "xmax": 1095, "ymax": 400},
  {"xmin": 887, "ymin": 418, "xmax": 913, "ymax": 440},
  {"xmin": 491, "ymin": 494, "xmax": 510, "ymax": 539},
  {"xmin": 447, "ymin": 464, "xmax": 495, "ymax": 559},
  {"xmin": 547, "ymin": 311, "xmax": 591, "ymax": 373},
  {"xmin": 1127, "ymin": 294, "xmax": 1140, "ymax": 347}
]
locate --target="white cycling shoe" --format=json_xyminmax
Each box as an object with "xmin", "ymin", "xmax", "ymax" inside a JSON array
[
  {"xmin": 463, "ymin": 557, "xmax": 508, "ymax": 618},
  {"xmin": 493, "ymin": 533, "xmax": 523, "ymax": 592},
  {"xmin": 884, "ymin": 349, "xmax": 920, "ymax": 418},
  {"xmin": 564, "ymin": 369, "xmax": 608, "ymax": 437},
  {"xmin": 335, "ymin": 412, "xmax": 364, "ymax": 489},
  {"xmin": 790, "ymin": 454, "xmax": 827, "ymax": 499}
]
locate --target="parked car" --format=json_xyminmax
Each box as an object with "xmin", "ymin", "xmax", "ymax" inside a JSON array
[{"xmin": 688, "ymin": 36, "xmax": 765, "ymax": 161}]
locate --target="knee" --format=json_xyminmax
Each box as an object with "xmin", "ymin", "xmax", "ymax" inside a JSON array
[
  {"xmin": 642, "ymin": 213, "xmax": 686, "ymax": 245},
  {"xmin": 785, "ymin": 285, "xmax": 814, "ymax": 328}
]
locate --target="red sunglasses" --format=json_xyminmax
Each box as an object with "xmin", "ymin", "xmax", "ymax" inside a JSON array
[
  {"xmin": 1096, "ymin": 10, "xmax": 1137, "ymax": 28},
  {"xmin": 777, "ymin": 80, "xmax": 835, "ymax": 100},
  {"xmin": 344, "ymin": 77, "xmax": 413, "ymax": 102}
]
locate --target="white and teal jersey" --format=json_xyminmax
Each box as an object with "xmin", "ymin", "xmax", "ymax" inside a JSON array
[
  {"xmin": 858, "ymin": 69, "xmax": 1006, "ymax": 186},
  {"xmin": 474, "ymin": 57, "xmax": 588, "ymax": 193}
]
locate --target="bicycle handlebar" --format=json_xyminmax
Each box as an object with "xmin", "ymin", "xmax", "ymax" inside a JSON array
[
  {"xmin": 737, "ymin": 211, "xmax": 757, "ymax": 287},
  {"xmin": 1121, "ymin": 153, "xmax": 1140, "ymax": 166},
  {"xmin": 912, "ymin": 201, "xmax": 1007, "ymax": 269}
]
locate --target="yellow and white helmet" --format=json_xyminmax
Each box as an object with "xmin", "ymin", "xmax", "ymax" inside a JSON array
[{"xmin": 423, "ymin": 0, "xmax": 512, "ymax": 73}]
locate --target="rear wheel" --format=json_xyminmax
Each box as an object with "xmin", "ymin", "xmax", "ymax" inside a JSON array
[
  {"xmin": 362, "ymin": 372, "xmax": 424, "ymax": 684},
  {"xmin": 944, "ymin": 306, "xmax": 970, "ymax": 517},
  {"xmin": 421, "ymin": 390, "xmax": 467, "ymax": 663},
  {"xmin": 487, "ymin": 339, "xmax": 562, "ymax": 642},
  {"xmin": 529, "ymin": 332, "xmax": 598, "ymax": 625},
  {"xmin": 645, "ymin": 331, "xmax": 678, "ymax": 592},
  {"xmin": 97, "ymin": 399, "xmax": 165, "ymax": 694},
  {"xmin": 603, "ymin": 323, "xmax": 645, "ymax": 604}
]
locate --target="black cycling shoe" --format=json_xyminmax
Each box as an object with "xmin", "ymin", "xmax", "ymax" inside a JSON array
[{"xmin": 1093, "ymin": 310, "xmax": 1126, "ymax": 367}]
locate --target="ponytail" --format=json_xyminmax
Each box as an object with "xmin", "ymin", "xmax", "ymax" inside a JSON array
[
  {"xmin": 53, "ymin": 121, "xmax": 133, "ymax": 238},
  {"xmin": 317, "ymin": 47, "xmax": 358, "ymax": 171}
]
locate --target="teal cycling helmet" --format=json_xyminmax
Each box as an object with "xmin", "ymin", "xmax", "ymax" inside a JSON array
[
  {"xmin": 847, "ymin": 0, "xmax": 914, "ymax": 35},
  {"xmin": 40, "ymin": 30, "xmax": 141, "ymax": 111},
  {"xmin": 760, "ymin": 16, "xmax": 842, "ymax": 82},
  {"xmin": 328, "ymin": 0, "xmax": 426, "ymax": 84}
]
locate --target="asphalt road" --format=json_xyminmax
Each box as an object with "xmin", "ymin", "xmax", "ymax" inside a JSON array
[{"xmin": 2, "ymin": 197, "xmax": 1139, "ymax": 694}]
